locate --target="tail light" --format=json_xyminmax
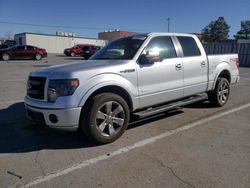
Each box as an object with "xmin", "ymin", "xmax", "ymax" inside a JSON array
[{"xmin": 236, "ymin": 58, "xmax": 240, "ymax": 68}]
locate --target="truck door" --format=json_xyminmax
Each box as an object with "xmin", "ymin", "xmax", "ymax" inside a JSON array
[
  {"xmin": 176, "ymin": 36, "xmax": 208, "ymax": 97},
  {"xmin": 136, "ymin": 36, "xmax": 184, "ymax": 108}
]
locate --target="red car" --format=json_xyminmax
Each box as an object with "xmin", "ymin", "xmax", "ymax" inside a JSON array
[
  {"xmin": 80, "ymin": 45, "xmax": 101, "ymax": 59},
  {"xmin": 64, "ymin": 44, "xmax": 95, "ymax": 57},
  {"xmin": 0, "ymin": 45, "xmax": 47, "ymax": 61}
]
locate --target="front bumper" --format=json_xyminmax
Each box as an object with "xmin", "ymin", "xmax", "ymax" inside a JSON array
[
  {"xmin": 64, "ymin": 50, "xmax": 70, "ymax": 56},
  {"xmin": 25, "ymin": 104, "xmax": 82, "ymax": 131},
  {"xmin": 232, "ymin": 75, "xmax": 240, "ymax": 84},
  {"xmin": 43, "ymin": 52, "xmax": 48, "ymax": 58}
]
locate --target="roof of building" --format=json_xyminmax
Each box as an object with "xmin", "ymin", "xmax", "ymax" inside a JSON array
[{"xmin": 14, "ymin": 32, "xmax": 105, "ymax": 41}]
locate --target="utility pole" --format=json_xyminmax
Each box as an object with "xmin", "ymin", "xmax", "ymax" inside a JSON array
[{"xmin": 167, "ymin": 18, "xmax": 170, "ymax": 32}]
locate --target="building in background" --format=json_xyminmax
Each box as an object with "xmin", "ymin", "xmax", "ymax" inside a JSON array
[
  {"xmin": 98, "ymin": 30, "xmax": 138, "ymax": 41},
  {"xmin": 14, "ymin": 32, "xmax": 107, "ymax": 53}
]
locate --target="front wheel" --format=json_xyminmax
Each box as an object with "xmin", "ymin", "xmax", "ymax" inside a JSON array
[
  {"xmin": 35, "ymin": 54, "xmax": 42, "ymax": 60},
  {"xmin": 2, "ymin": 53, "xmax": 10, "ymax": 61},
  {"xmin": 208, "ymin": 78, "xmax": 230, "ymax": 107},
  {"xmin": 80, "ymin": 93, "xmax": 130, "ymax": 144}
]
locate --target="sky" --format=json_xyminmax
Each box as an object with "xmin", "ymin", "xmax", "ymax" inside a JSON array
[{"xmin": 0, "ymin": 0, "xmax": 249, "ymax": 39}]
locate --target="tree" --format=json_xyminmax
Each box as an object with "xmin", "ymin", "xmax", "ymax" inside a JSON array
[
  {"xmin": 201, "ymin": 17, "xmax": 230, "ymax": 42},
  {"xmin": 4, "ymin": 31, "xmax": 13, "ymax": 40},
  {"xmin": 234, "ymin": 20, "xmax": 250, "ymax": 39}
]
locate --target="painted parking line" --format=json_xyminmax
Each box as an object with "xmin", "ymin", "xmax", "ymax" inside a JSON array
[{"xmin": 18, "ymin": 102, "xmax": 250, "ymax": 188}]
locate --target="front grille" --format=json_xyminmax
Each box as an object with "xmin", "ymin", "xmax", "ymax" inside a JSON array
[{"xmin": 27, "ymin": 76, "xmax": 46, "ymax": 100}]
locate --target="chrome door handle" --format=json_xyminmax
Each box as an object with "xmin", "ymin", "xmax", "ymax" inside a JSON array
[
  {"xmin": 201, "ymin": 61, "xmax": 206, "ymax": 66},
  {"xmin": 175, "ymin": 63, "xmax": 182, "ymax": 70}
]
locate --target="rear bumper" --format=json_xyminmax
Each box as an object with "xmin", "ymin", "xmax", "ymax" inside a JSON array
[{"xmin": 25, "ymin": 104, "xmax": 81, "ymax": 131}]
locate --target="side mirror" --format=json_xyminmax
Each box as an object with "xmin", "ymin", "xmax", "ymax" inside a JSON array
[{"xmin": 138, "ymin": 50, "xmax": 160, "ymax": 65}]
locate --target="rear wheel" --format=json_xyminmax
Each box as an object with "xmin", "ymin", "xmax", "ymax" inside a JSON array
[
  {"xmin": 2, "ymin": 53, "xmax": 10, "ymax": 61},
  {"xmin": 208, "ymin": 78, "xmax": 230, "ymax": 107},
  {"xmin": 80, "ymin": 93, "xmax": 130, "ymax": 144},
  {"xmin": 70, "ymin": 52, "xmax": 75, "ymax": 57}
]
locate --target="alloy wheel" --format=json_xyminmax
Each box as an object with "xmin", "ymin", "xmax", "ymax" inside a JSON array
[{"xmin": 95, "ymin": 101, "xmax": 125, "ymax": 137}]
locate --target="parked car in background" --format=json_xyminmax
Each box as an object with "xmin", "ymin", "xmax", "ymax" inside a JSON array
[
  {"xmin": 64, "ymin": 44, "xmax": 90, "ymax": 57},
  {"xmin": 80, "ymin": 45, "xmax": 101, "ymax": 59},
  {"xmin": 0, "ymin": 45, "xmax": 47, "ymax": 61},
  {"xmin": 0, "ymin": 44, "xmax": 13, "ymax": 50}
]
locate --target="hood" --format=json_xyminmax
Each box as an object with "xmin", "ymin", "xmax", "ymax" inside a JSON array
[
  {"xmin": 32, "ymin": 60, "xmax": 130, "ymax": 78},
  {"xmin": 0, "ymin": 48, "xmax": 8, "ymax": 52}
]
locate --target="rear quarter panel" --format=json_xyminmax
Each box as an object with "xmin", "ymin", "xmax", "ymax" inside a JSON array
[{"xmin": 207, "ymin": 54, "xmax": 239, "ymax": 90}]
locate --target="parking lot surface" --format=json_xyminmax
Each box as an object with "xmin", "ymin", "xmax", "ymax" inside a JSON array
[{"xmin": 0, "ymin": 55, "xmax": 250, "ymax": 188}]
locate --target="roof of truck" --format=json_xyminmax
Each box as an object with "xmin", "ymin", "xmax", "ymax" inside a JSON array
[{"xmin": 147, "ymin": 32, "xmax": 196, "ymax": 37}]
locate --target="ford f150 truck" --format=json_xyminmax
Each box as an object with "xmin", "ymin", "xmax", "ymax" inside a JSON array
[{"xmin": 25, "ymin": 33, "xmax": 240, "ymax": 144}]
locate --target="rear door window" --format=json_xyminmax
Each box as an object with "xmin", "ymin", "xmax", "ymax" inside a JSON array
[
  {"xmin": 177, "ymin": 36, "xmax": 201, "ymax": 57},
  {"xmin": 27, "ymin": 46, "xmax": 35, "ymax": 50},
  {"xmin": 16, "ymin": 46, "xmax": 25, "ymax": 50}
]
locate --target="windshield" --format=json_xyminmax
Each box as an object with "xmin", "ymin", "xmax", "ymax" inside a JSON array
[{"xmin": 91, "ymin": 35, "xmax": 147, "ymax": 60}]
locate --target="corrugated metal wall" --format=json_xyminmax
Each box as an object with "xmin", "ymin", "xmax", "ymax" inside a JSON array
[{"xmin": 203, "ymin": 43, "xmax": 250, "ymax": 67}]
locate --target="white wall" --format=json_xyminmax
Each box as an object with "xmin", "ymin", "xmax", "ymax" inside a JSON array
[{"xmin": 15, "ymin": 33, "xmax": 106, "ymax": 53}]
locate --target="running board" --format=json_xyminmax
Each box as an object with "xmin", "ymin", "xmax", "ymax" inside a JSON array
[{"xmin": 133, "ymin": 94, "xmax": 207, "ymax": 119}]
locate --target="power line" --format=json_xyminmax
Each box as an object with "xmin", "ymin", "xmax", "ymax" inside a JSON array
[{"xmin": 0, "ymin": 21, "xmax": 112, "ymax": 31}]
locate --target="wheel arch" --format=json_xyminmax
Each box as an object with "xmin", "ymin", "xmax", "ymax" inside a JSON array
[
  {"xmin": 218, "ymin": 69, "xmax": 231, "ymax": 82},
  {"xmin": 212, "ymin": 69, "xmax": 231, "ymax": 90},
  {"xmin": 212, "ymin": 61, "xmax": 232, "ymax": 90},
  {"xmin": 79, "ymin": 85, "xmax": 134, "ymax": 112}
]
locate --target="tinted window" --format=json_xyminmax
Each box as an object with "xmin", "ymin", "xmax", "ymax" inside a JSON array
[
  {"xmin": 177, "ymin": 36, "xmax": 201, "ymax": 57},
  {"xmin": 145, "ymin": 36, "xmax": 177, "ymax": 60},
  {"xmin": 27, "ymin": 46, "xmax": 35, "ymax": 50},
  {"xmin": 16, "ymin": 46, "xmax": 25, "ymax": 50},
  {"xmin": 82, "ymin": 46, "xmax": 90, "ymax": 51},
  {"xmin": 0, "ymin": 45, "xmax": 9, "ymax": 49}
]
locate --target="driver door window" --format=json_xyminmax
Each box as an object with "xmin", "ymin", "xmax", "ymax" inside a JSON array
[{"xmin": 144, "ymin": 36, "xmax": 177, "ymax": 61}]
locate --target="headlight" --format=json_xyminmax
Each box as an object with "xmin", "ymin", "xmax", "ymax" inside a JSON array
[{"xmin": 48, "ymin": 79, "xmax": 79, "ymax": 102}]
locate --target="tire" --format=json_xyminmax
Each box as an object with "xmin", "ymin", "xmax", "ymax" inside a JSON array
[
  {"xmin": 70, "ymin": 52, "xmax": 75, "ymax": 57},
  {"xmin": 208, "ymin": 78, "xmax": 230, "ymax": 107},
  {"xmin": 2, "ymin": 53, "xmax": 10, "ymax": 61},
  {"xmin": 35, "ymin": 54, "xmax": 42, "ymax": 60},
  {"xmin": 80, "ymin": 93, "xmax": 130, "ymax": 144}
]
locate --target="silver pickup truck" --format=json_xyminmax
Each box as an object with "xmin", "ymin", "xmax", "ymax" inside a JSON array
[{"xmin": 25, "ymin": 32, "xmax": 240, "ymax": 143}]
